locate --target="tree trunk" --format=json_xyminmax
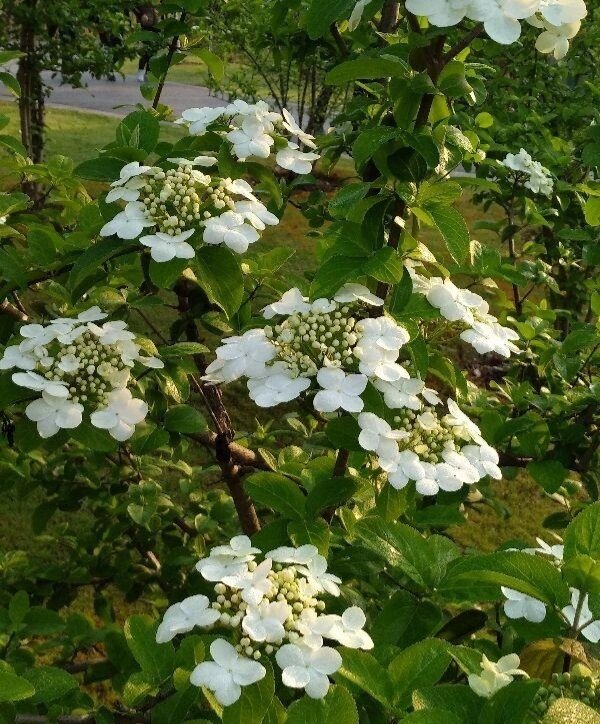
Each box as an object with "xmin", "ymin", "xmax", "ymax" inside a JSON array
[
  {"xmin": 16, "ymin": 0, "xmax": 45, "ymax": 201},
  {"xmin": 305, "ymin": 85, "xmax": 334, "ymax": 136}
]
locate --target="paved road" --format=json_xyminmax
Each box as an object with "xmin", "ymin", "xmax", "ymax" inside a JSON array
[{"xmin": 0, "ymin": 68, "xmax": 228, "ymax": 117}]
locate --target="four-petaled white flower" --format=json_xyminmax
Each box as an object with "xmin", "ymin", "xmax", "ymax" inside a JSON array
[
  {"xmin": 468, "ymin": 654, "xmax": 528, "ymax": 698},
  {"xmin": 12, "ymin": 371, "xmax": 69, "ymax": 397},
  {"xmin": 501, "ymin": 586, "xmax": 547, "ymax": 623},
  {"xmin": 326, "ymin": 607, "xmax": 374, "ymax": 650},
  {"xmin": 266, "ymin": 544, "xmax": 319, "ymax": 565},
  {"xmin": 203, "ymin": 329, "xmax": 276, "ymax": 384},
  {"xmin": 203, "ymin": 211, "xmax": 260, "ymax": 253},
  {"xmin": 276, "ymin": 642, "xmax": 342, "ymax": 699},
  {"xmin": 0, "ymin": 345, "xmax": 37, "ymax": 371},
  {"xmin": 460, "ymin": 320, "xmax": 520, "ymax": 358},
  {"xmin": 100, "ymin": 201, "xmax": 154, "ymax": 239},
  {"xmin": 444, "ymin": 399, "xmax": 485, "ymax": 445},
  {"xmin": 224, "ymin": 558, "xmax": 274, "ymax": 605},
  {"xmin": 247, "ymin": 364, "xmax": 310, "ymax": 407},
  {"xmin": 25, "ymin": 393, "xmax": 83, "ymax": 438},
  {"xmin": 262, "ymin": 288, "xmax": 312, "ymax": 319},
  {"xmin": 276, "ymin": 144, "xmax": 320, "ymax": 175},
  {"xmin": 190, "ymin": 639, "xmax": 266, "ymax": 706},
  {"xmin": 333, "ymin": 283, "xmax": 384, "ymax": 306},
  {"xmin": 358, "ymin": 412, "xmax": 407, "ymax": 468},
  {"xmin": 313, "ymin": 367, "xmax": 367, "ymax": 413},
  {"xmin": 139, "ymin": 229, "xmax": 196, "ymax": 263},
  {"xmin": 296, "ymin": 554, "xmax": 341, "ymax": 597},
  {"xmin": 90, "ymin": 388, "xmax": 148, "ymax": 441},
  {"xmin": 281, "ymin": 109, "xmax": 317, "ymax": 149},
  {"xmin": 462, "ymin": 444, "xmax": 502, "ymax": 480},
  {"xmin": 242, "ymin": 599, "xmax": 291, "ymax": 643},
  {"xmin": 562, "ymin": 589, "xmax": 600, "ymax": 643},
  {"xmin": 156, "ymin": 594, "xmax": 220, "ymax": 643}
]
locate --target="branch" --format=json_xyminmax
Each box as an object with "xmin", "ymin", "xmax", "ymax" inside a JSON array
[
  {"xmin": 152, "ymin": 11, "xmax": 187, "ymax": 110},
  {"xmin": 0, "ymin": 298, "xmax": 28, "ymax": 321},
  {"xmin": 330, "ymin": 23, "xmax": 348, "ymax": 57},
  {"xmin": 444, "ymin": 22, "xmax": 485, "ymax": 62}
]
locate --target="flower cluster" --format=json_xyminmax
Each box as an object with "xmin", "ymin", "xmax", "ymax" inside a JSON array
[
  {"xmin": 531, "ymin": 671, "xmax": 599, "ymax": 718},
  {"xmin": 358, "ymin": 397, "xmax": 502, "ymax": 496},
  {"xmin": 204, "ymin": 283, "xmax": 502, "ymax": 497},
  {"xmin": 404, "ymin": 0, "xmax": 586, "ymax": 56},
  {"xmin": 0, "ymin": 308, "xmax": 162, "ymax": 440},
  {"xmin": 100, "ymin": 159, "xmax": 279, "ymax": 257},
  {"xmin": 155, "ymin": 536, "xmax": 372, "ymax": 706},
  {"xmin": 203, "ymin": 284, "xmax": 409, "ymax": 409},
  {"xmin": 409, "ymin": 269, "xmax": 520, "ymax": 358},
  {"xmin": 500, "ymin": 538, "xmax": 600, "ymax": 643},
  {"xmin": 502, "ymin": 148, "xmax": 554, "ymax": 196},
  {"xmin": 176, "ymin": 100, "xmax": 320, "ymax": 173}
]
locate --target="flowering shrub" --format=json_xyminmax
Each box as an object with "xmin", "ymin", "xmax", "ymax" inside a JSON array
[{"xmin": 1, "ymin": 0, "xmax": 600, "ymax": 722}]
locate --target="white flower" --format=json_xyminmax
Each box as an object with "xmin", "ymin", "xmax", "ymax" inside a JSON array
[
  {"xmin": 105, "ymin": 184, "xmax": 143, "ymax": 204},
  {"xmin": 139, "ymin": 229, "xmax": 196, "ymax": 263},
  {"xmin": 276, "ymin": 642, "xmax": 342, "ymax": 699},
  {"xmin": 233, "ymin": 199, "xmax": 279, "ymax": 231},
  {"xmin": 266, "ymin": 544, "xmax": 319, "ymax": 565},
  {"xmin": 247, "ymin": 364, "xmax": 310, "ymax": 407},
  {"xmin": 227, "ymin": 126, "xmax": 274, "ymax": 161},
  {"xmin": 460, "ymin": 320, "xmax": 520, "ymax": 357},
  {"xmin": 12, "ymin": 371, "xmax": 69, "ymax": 398},
  {"xmin": 203, "ymin": 211, "xmax": 260, "ymax": 253},
  {"xmin": 166, "ymin": 155, "xmax": 217, "ymax": 167},
  {"xmin": 214, "ymin": 535, "xmax": 261, "ymax": 559},
  {"xmin": 524, "ymin": 161, "xmax": 553, "ymax": 196},
  {"xmin": 444, "ymin": 399, "xmax": 485, "ymax": 445},
  {"xmin": 111, "ymin": 161, "xmax": 152, "ymax": 187},
  {"xmin": 326, "ymin": 607, "xmax": 374, "ymax": 650},
  {"xmin": 76, "ymin": 307, "xmax": 108, "ymax": 323},
  {"xmin": 426, "ymin": 279, "xmax": 487, "ymax": 325},
  {"xmin": 296, "ymin": 555, "xmax": 341, "ymax": 597},
  {"xmin": 539, "ymin": 0, "xmax": 587, "ymax": 26},
  {"xmin": 177, "ymin": 106, "xmax": 224, "ymax": 135},
  {"xmin": 355, "ymin": 316, "xmax": 409, "ymax": 355},
  {"xmin": 0, "ymin": 345, "xmax": 37, "ymax": 370},
  {"xmin": 348, "ymin": 0, "xmax": 370, "ymax": 30},
  {"xmin": 242, "ymin": 599, "xmax": 291, "ymax": 643},
  {"xmin": 357, "ymin": 412, "xmax": 407, "ymax": 465},
  {"xmin": 190, "ymin": 639, "xmax": 266, "ymax": 706},
  {"xmin": 462, "ymin": 444, "xmax": 502, "ymax": 479},
  {"xmin": 281, "ymin": 109, "xmax": 317, "ymax": 149},
  {"xmin": 503, "ymin": 148, "xmax": 533, "ymax": 172},
  {"xmin": 223, "ymin": 558, "xmax": 273, "ymax": 606},
  {"xmin": 313, "ymin": 367, "xmax": 367, "ymax": 413},
  {"xmin": 562, "ymin": 589, "xmax": 600, "ymax": 643},
  {"xmin": 388, "ymin": 451, "xmax": 438, "ymax": 495},
  {"xmin": 276, "ymin": 143, "xmax": 320, "ymax": 174},
  {"xmin": 374, "ymin": 377, "xmax": 426, "ymax": 410},
  {"xmin": 501, "ymin": 587, "xmax": 547, "ymax": 623},
  {"xmin": 196, "ymin": 538, "xmax": 254, "ymax": 582},
  {"xmin": 203, "ymin": 329, "xmax": 276, "ymax": 384},
  {"xmin": 100, "ymin": 201, "xmax": 154, "ymax": 240},
  {"xmin": 25, "ymin": 393, "xmax": 83, "ymax": 438},
  {"xmin": 156, "ymin": 595, "xmax": 220, "ymax": 643},
  {"xmin": 262, "ymin": 288, "xmax": 312, "ymax": 319},
  {"xmin": 468, "ymin": 654, "xmax": 528, "ymax": 698},
  {"xmin": 531, "ymin": 537, "xmax": 564, "ymax": 560},
  {"xmin": 333, "ymin": 283, "xmax": 384, "ymax": 306},
  {"xmin": 90, "ymin": 388, "xmax": 148, "ymax": 441}
]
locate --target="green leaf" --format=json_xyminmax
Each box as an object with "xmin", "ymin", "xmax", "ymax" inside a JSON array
[
  {"xmin": 478, "ymin": 680, "xmax": 540, "ymax": 724},
  {"xmin": 286, "ymin": 685, "xmax": 358, "ymax": 724},
  {"xmin": 402, "ymin": 713, "xmax": 463, "ymax": 724},
  {"xmin": 325, "ymin": 416, "xmax": 362, "ymax": 451},
  {"xmin": 151, "ymin": 687, "xmax": 199, "ymax": 724},
  {"xmin": 222, "ymin": 661, "xmax": 274, "ymax": 724},
  {"xmin": 309, "ymin": 255, "xmax": 366, "ymax": 299},
  {"xmin": 305, "ymin": 477, "xmax": 357, "ymax": 517},
  {"xmin": 354, "ymin": 517, "xmax": 459, "ymax": 589},
  {"xmin": 68, "ymin": 238, "xmax": 131, "ymax": 295},
  {"xmin": 192, "ymin": 48, "xmax": 225, "ymax": 82},
  {"xmin": 526, "ymin": 459, "xmax": 568, "ymax": 494},
  {"xmin": 438, "ymin": 551, "xmax": 570, "ymax": 607},
  {"xmin": 75, "ymin": 156, "xmax": 127, "ymax": 181},
  {"xmin": 164, "ymin": 405, "xmax": 208, "ymax": 434},
  {"xmin": 23, "ymin": 667, "xmax": 77, "ymax": 704},
  {"xmin": 124, "ymin": 614, "xmax": 174, "ymax": 685},
  {"xmin": 413, "ymin": 684, "xmax": 483, "ymax": 723},
  {"xmin": 245, "ymin": 472, "xmax": 306, "ymax": 520},
  {"xmin": 0, "ymin": 72, "xmax": 20, "ymax": 97},
  {"xmin": 8, "ymin": 590, "xmax": 29, "ymax": 625},
  {"xmin": 327, "ymin": 56, "xmax": 409, "ymax": 85},
  {"xmin": 305, "ymin": 0, "xmax": 357, "ymax": 38},
  {"xmin": 288, "ymin": 519, "xmax": 331, "ymax": 556},
  {"xmin": 564, "ymin": 503, "xmax": 600, "ymax": 563},
  {"xmin": 352, "ymin": 129, "xmax": 398, "ymax": 169},
  {"xmin": 584, "ymin": 197, "xmax": 600, "ymax": 226},
  {"xmin": 23, "ymin": 607, "xmax": 65, "ymax": 635},
  {"xmin": 329, "ymin": 183, "xmax": 372, "ymax": 218},
  {"xmin": 426, "ymin": 205, "xmax": 470, "ymax": 264},
  {"xmin": 388, "ymin": 640, "xmax": 451, "ymax": 708},
  {"xmin": 193, "ymin": 246, "xmax": 244, "ymax": 319},
  {"xmin": 159, "ymin": 342, "xmax": 210, "ymax": 358},
  {"xmin": 365, "ymin": 247, "xmax": 404, "ymax": 284},
  {"xmin": 337, "ymin": 649, "xmax": 394, "ymax": 708},
  {"xmin": 116, "ymin": 111, "xmax": 160, "ymax": 154},
  {"xmin": 0, "ymin": 669, "xmax": 35, "ymax": 702}
]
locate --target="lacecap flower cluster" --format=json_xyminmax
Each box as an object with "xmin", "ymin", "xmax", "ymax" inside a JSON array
[
  {"xmin": 404, "ymin": 0, "xmax": 586, "ymax": 58},
  {"xmin": 203, "ymin": 283, "xmax": 503, "ymax": 497},
  {"xmin": 0, "ymin": 307, "xmax": 162, "ymax": 440},
  {"xmin": 156, "ymin": 536, "xmax": 372, "ymax": 706}
]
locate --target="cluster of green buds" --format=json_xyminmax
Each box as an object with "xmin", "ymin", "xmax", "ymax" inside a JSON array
[
  {"xmin": 393, "ymin": 407, "xmax": 458, "ymax": 464},
  {"xmin": 531, "ymin": 671, "xmax": 599, "ymax": 720},
  {"xmin": 265, "ymin": 303, "xmax": 360, "ymax": 377},
  {"xmin": 140, "ymin": 162, "xmax": 232, "ymax": 235}
]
